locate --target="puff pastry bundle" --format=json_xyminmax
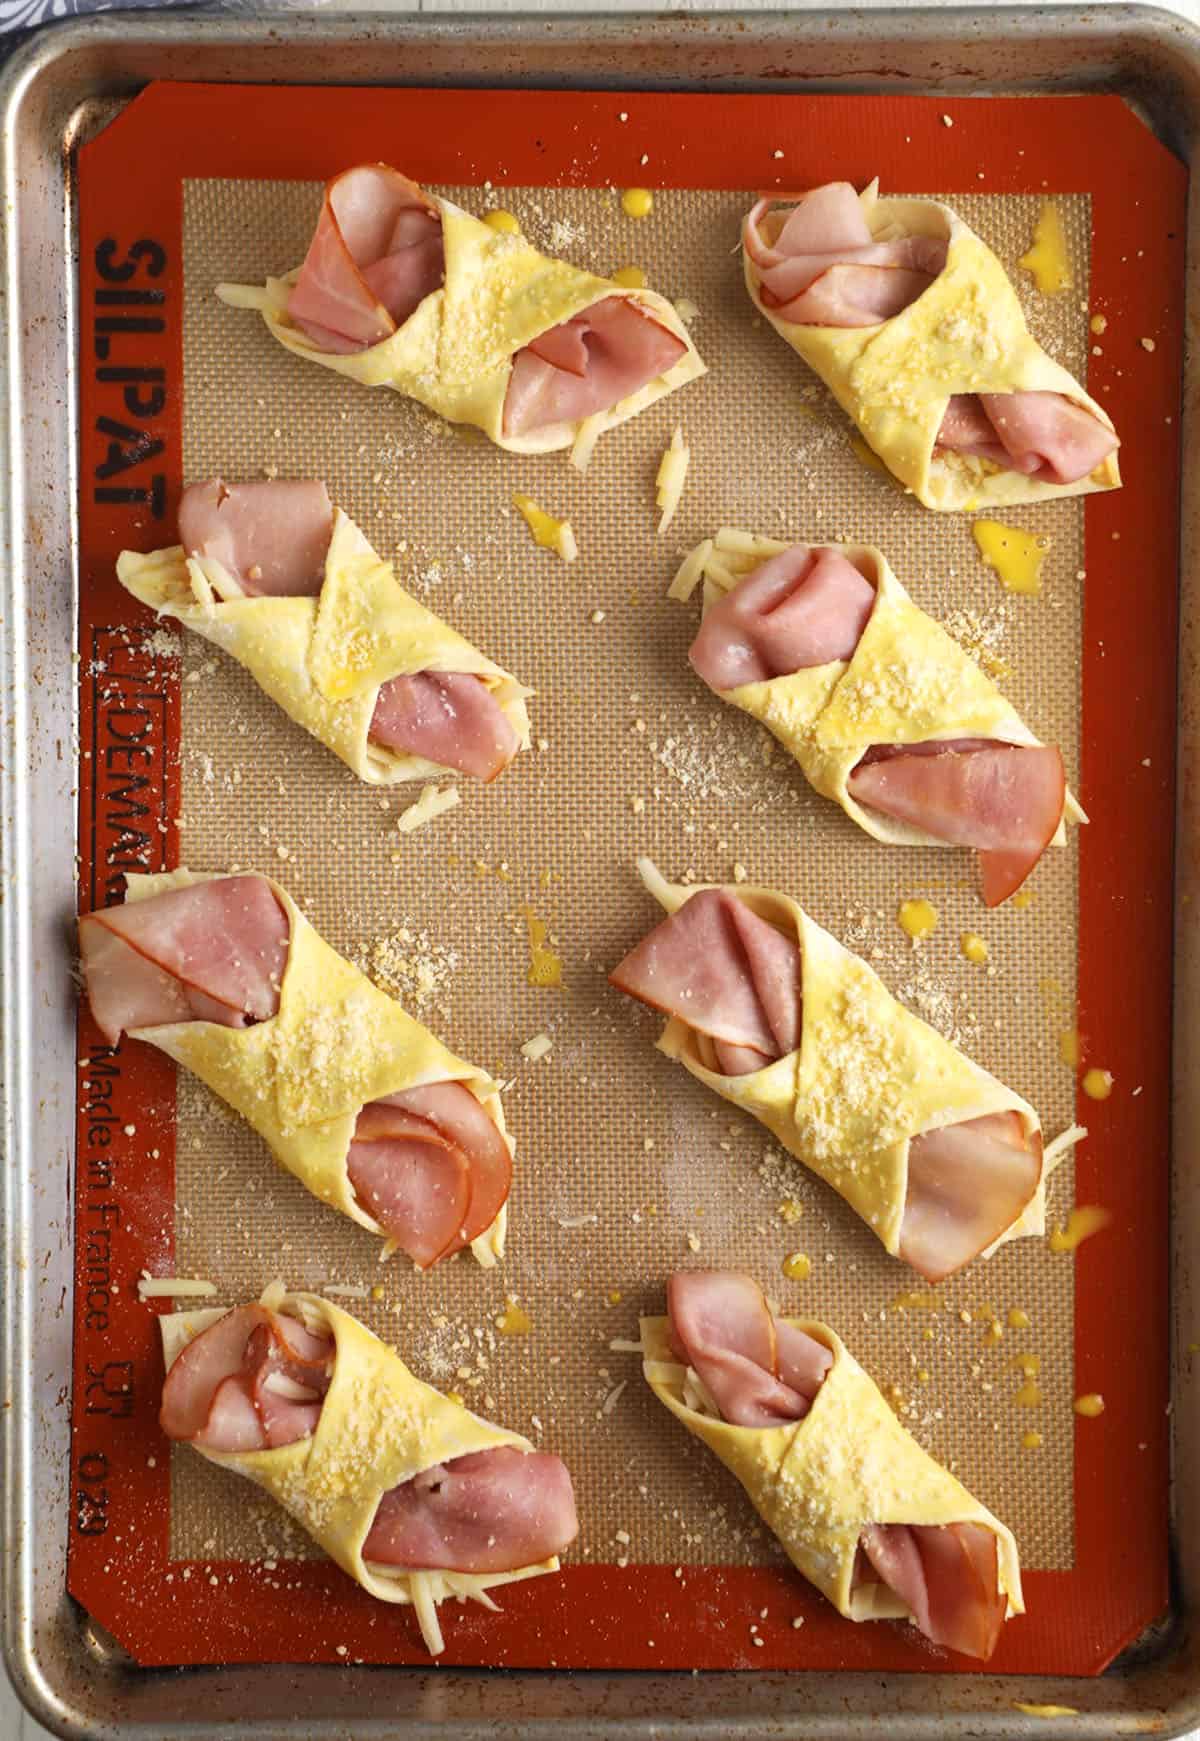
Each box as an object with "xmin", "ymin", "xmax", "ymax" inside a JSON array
[
  {"xmin": 79, "ymin": 869, "xmax": 512, "ymax": 1268},
  {"xmin": 117, "ymin": 479, "xmax": 530, "ymax": 787},
  {"xmin": 642, "ymin": 1272, "xmax": 1021, "ymax": 1659},
  {"xmin": 160, "ymin": 1287, "xmax": 577, "ymax": 1653},
  {"xmin": 218, "ymin": 164, "xmax": 704, "ymax": 461},
  {"xmin": 675, "ymin": 531, "xmax": 1084, "ymax": 906},
  {"xmin": 743, "ymin": 179, "xmax": 1119, "ymax": 510},
  {"xmin": 611, "ymin": 862, "xmax": 1047, "ymax": 1282}
]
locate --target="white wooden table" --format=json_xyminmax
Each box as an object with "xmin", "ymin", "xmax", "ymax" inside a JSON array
[{"xmin": 4, "ymin": 0, "xmax": 1192, "ymax": 1733}]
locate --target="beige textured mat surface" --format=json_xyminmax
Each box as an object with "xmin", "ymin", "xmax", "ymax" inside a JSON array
[{"xmin": 168, "ymin": 179, "xmax": 1086, "ymax": 1571}]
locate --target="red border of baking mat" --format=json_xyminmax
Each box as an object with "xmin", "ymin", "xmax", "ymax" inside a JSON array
[{"xmin": 71, "ymin": 85, "xmax": 1183, "ymax": 1674}]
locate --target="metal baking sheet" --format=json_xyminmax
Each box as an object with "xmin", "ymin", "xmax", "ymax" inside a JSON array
[{"xmin": 2, "ymin": 9, "xmax": 1199, "ymax": 1738}]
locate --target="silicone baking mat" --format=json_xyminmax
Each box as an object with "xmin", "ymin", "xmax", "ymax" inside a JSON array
[{"xmin": 72, "ymin": 84, "xmax": 1182, "ymax": 1674}]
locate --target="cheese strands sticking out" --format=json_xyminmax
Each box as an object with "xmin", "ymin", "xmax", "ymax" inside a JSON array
[
  {"xmin": 611, "ymin": 862, "xmax": 1045, "ymax": 1282},
  {"xmin": 117, "ymin": 480, "xmax": 531, "ymax": 787},
  {"xmin": 743, "ymin": 179, "xmax": 1119, "ymax": 510},
  {"xmin": 159, "ymin": 1290, "xmax": 578, "ymax": 1655},
  {"xmin": 641, "ymin": 1272, "xmax": 1021, "ymax": 1658},
  {"xmin": 679, "ymin": 532, "xmax": 1084, "ymax": 906},
  {"xmin": 217, "ymin": 163, "xmax": 705, "ymax": 459},
  {"xmin": 78, "ymin": 870, "xmax": 512, "ymax": 1269}
]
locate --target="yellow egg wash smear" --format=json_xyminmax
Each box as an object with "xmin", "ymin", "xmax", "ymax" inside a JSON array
[
  {"xmin": 972, "ymin": 519, "xmax": 1050, "ymax": 596},
  {"xmin": 621, "ymin": 188, "xmax": 654, "ymax": 219},
  {"xmin": 522, "ymin": 907, "xmax": 563, "ymax": 988},
  {"xmin": 512, "ymin": 493, "xmax": 578, "ymax": 563},
  {"xmin": 611, "ymin": 265, "xmax": 647, "ymax": 289},
  {"xmin": 1049, "ymin": 1204, "xmax": 1111, "ymax": 1253},
  {"xmin": 1019, "ymin": 200, "xmax": 1074, "ymax": 295},
  {"xmin": 897, "ymin": 898, "xmax": 937, "ymax": 940}
]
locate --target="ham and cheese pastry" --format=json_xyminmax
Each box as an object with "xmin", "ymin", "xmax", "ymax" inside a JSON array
[
  {"xmin": 611, "ymin": 862, "xmax": 1046, "ymax": 1282},
  {"xmin": 78, "ymin": 869, "xmax": 512, "ymax": 1269},
  {"xmin": 642, "ymin": 1272, "xmax": 1021, "ymax": 1659},
  {"xmin": 160, "ymin": 1288, "xmax": 577, "ymax": 1654},
  {"xmin": 217, "ymin": 163, "xmax": 704, "ymax": 461},
  {"xmin": 743, "ymin": 179, "xmax": 1119, "ymax": 510},
  {"xmin": 116, "ymin": 480, "xmax": 530, "ymax": 786},
  {"xmin": 676, "ymin": 531, "xmax": 1084, "ymax": 906}
]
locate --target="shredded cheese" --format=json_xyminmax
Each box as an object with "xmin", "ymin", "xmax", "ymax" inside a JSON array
[
  {"xmin": 513, "ymin": 492, "xmax": 577, "ymax": 561},
  {"xmin": 655, "ymin": 427, "xmax": 690, "ymax": 534},
  {"xmin": 602, "ymin": 1380, "xmax": 628, "ymax": 1416},
  {"xmin": 409, "ymin": 1572, "xmax": 446, "ymax": 1656},
  {"xmin": 396, "ymin": 783, "xmax": 460, "ymax": 834},
  {"xmin": 667, "ymin": 538, "xmax": 712, "ymax": 602},
  {"xmin": 137, "ymin": 1275, "xmax": 217, "ymax": 1300},
  {"xmin": 608, "ymin": 1336, "xmax": 646, "ymax": 1353},
  {"xmin": 520, "ymin": 1032, "xmax": 554, "ymax": 1061},
  {"xmin": 1043, "ymin": 1123, "xmax": 1087, "ymax": 1174},
  {"xmin": 320, "ymin": 1283, "xmax": 371, "ymax": 1301},
  {"xmin": 570, "ymin": 411, "xmax": 607, "ymax": 473}
]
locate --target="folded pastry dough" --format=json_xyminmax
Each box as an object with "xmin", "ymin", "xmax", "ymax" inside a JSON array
[
  {"xmin": 217, "ymin": 166, "xmax": 704, "ymax": 461},
  {"xmin": 640, "ymin": 1308, "xmax": 1023, "ymax": 1635},
  {"xmin": 743, "ymin": 180, "xmax": 1119, "ymax": 511},
  {"xmin": 674, "ymin": 530, "xmax": 1084, "ymax": 905},
  {"xmin": 104, "ymin": 868, "xmax": 509, "ymax": 1266},
  {"xmin": 117, "ymin": 498, "xmax": 530, "ymax": 787},
  {"xmin": 614, "ymin": 860, "xmax": 1048, "ymax": 1273},
  {"xmin": 161, "ymin": 1288, "xmax": 568, "ymax": 1653}
]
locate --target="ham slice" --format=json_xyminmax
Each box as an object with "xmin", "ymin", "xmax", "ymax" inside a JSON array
[
  {"xmin": 847, "ymin": 742, "xmax": 1067, "ymax": 905},
  {"xmin": 288, "ymin": 164, "xmax": 445, "ymax": 353},
  {"xmin": 503, "ymin": 296, "xmax": 687, "ymax": 438},
  {"xmin": 667, "ymin": 1270, "xmax": 832, "ymax": 1426},
  {"xmin": 363, "ymin": 1446, "xmax": 579, "ymax": 1573},
  {"xmin": 160, "ymin": 1304, "xmax": 333, "ymax": 1451},
  {"xmin": 688, "ymin": 545, "xmax": 877, "ymax": 691},
  {"xmin": 936, "ymin": 392, "xmax": 1119, "ymax": 486},
  {"xmin": 899, "ymin": 1112, "xmax": 1042, "ymax": 1283},
  {"xmin": 78, "ymin": 875, "xmax": 291, "ymax": 1045},
  {"xmin": 746, "ymin": 182, "xmax": 1117, "ymax": 482},
  {"xmin": 609, "ymin": 887, "xmax": 801, "ymax": 1076},
  {"xmin": 857, "ymin": 1521, "xmax": 1007, "ymax": 1660},
  {"xmin": 161, "ymin": 1305, "xmax": 578, "ymax": 1573},
  {"xmin": 178, "ymin": 479, "xmax": 334, "ymax": 598},
  {"xmin": 743, "ymin": 185, "xmax": 947, "ymax": 326},
  {"xmin": 369, "ymin": 671, "xmax": 520, "ymax": 781},
  {"xmin": 346, "ymin": 1081, "xmax": 512, "ymax": 1268},
  {"xmin": 666, "ymin": 1271, "xmax": 1007, "ymax": 1660}
]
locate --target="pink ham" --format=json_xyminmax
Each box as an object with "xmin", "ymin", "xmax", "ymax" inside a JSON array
[
  {"xmin": 857, "ymin": 1521, "xmax": 1007, "ymax": 1660},
  {"xmin": 666, "ymin": 1271, "xmax": 1007, "ymax": 1660},
  {"xmin": 363, "ymin": 1446, "xmax": 579, "ymax": 1573},
  {"xmin": 369, "ymin": 671, "xmax": 520, "ymax": 781},
  {"xmin": 288, "ymin": 164, "xmax": 444, "ymax": 354},
  {"xmin": 503, "ymin": 296, "xmax": 687, "ymax": 438},
  {"xmin": 609, "ymin": 887, "xmax": 801, "ymax": 1077},
  {"xmin": 667, "ymin": 1270, "xmax": 832, "ymax": 1426},
  {"xmin": 346, "ymin": 1081, "xmax": 512, "ymax": 1269},
  {"xmin": 78, "ymin": 875, "xmax": 291, "ymax": 1045},
  {"xmin": 847, "ymin": 742, "xmax": 1067, "ymax": 906},
  {"xmin": 178, "ymin": 479, "xmax": 334, "ymax": 597},
  {"xmin": 161, "ymin": 1304, "xmax": 578, "ymax": 1574},
  {"xmin": 936, "ymin": 392, "xmax": 1118, "ymax": 486},
  {"xmin": 899, "ymin": 1112, "xmax": 1042, "ymax": 1284},
  {"xmin": 688, "ymin": 545, "xmax": 877, "ymax": 691},
  {"xmin": 743, "ymin": 185, "xmax": 947, "ymax": 326},
  {"xmin": 160, "ymin": 1304, "xmax": 334, "ymax": 1452}
]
